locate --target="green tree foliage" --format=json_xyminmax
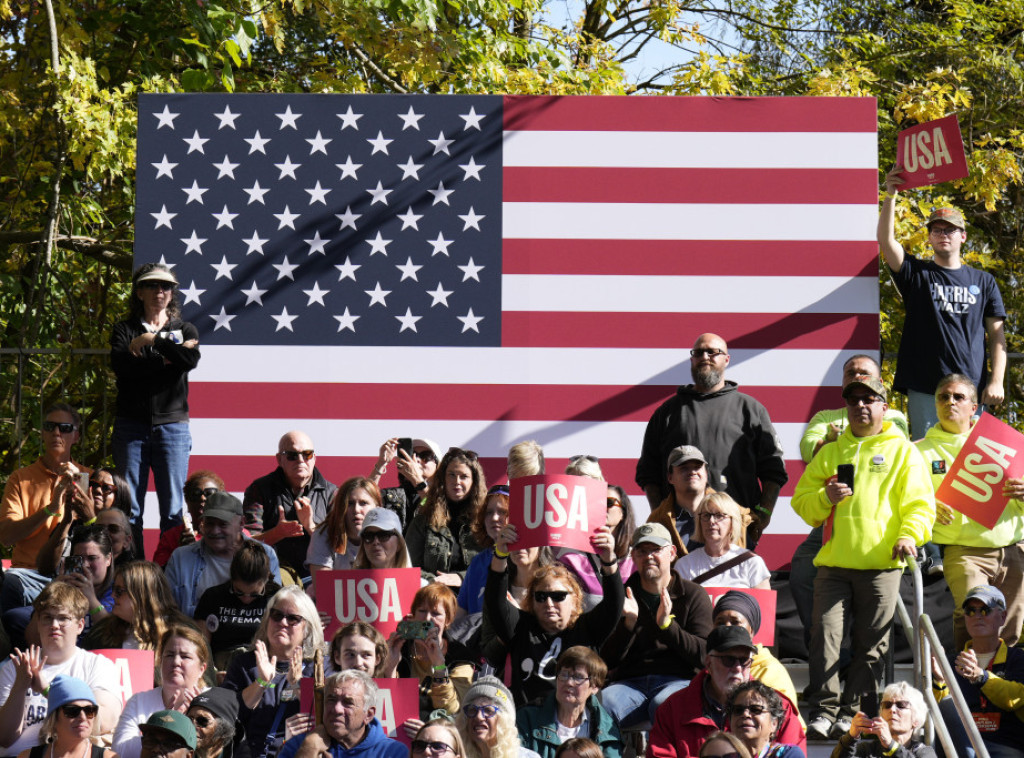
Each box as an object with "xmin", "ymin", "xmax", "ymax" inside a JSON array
[{"xmin": 1, "ymin": 0, "xmax": 1022, "ymax": 476}]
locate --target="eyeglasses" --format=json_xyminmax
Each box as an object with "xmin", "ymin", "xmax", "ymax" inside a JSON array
[
  {"xmin": 113, "ymin": 585, "xmax": 129, "ymax": 598},
  {"xmin": 557, "ymin": 670, "xmax": 590, "ymax": 685},
  {"xmin": 533, "ymin": 590, "xmax": 570, "ymax": 604},
  {"xmin": 930, "ymin": 227, "xmax": 962, "ymax": 237},
  {"xmin": 937, "ymin": 392, "xmax": 971, "ymax": 403},
  {"xmin": 102, "ymin": 523, "xmax": 124, "ymax": 535},
  {"xmin": 190, "ymin": 714, "xmax": 213, "ymax": 728},
  {"xmin": 413, "ymin": 449, "xmax": 437, "ymax": 464},
  {"xmin": 281, "ymin": 450, "xmax": 315, "ymax": 462},
  {"xmin": 845, "ymin": 395, "xmax": 883, "ymax": 407},
  {"xmin": 633, "ymin": 543, "xmax": 669, "ymax": 556},
  {"xmin": 139, "ymin": 280, "xmax": 175, "ymax": 291},
  {"xmin": 140, "ymin": 735, "xmax": 188, "ymax": 755},
  {"xmin": 570, "ymin": 454, "xmax": 600, "ymax": 464},
  {"xmin": 728, "ymin": 703, "xmax": 769, "ymax": 717},
  {"xmin": 881, "ymin": 700, "xmax": 913, "ymax": 711},
  {"xmin": 690, "ymin": 347, "xmax": 727, "ymax": 358},
  {"xmin": 362, "ymin": 530, "xmax": 397, "ymax": 544},
  {"xmin": 607, "ymin": 497, "xmax": 622, "ymax": 509},
  {"xmin": 411, "ymin": 741, "xmax": 455, "ymax": 755},
  {"xmin": 42, "ymin": 421, "xmax": 77, "ymax": 433},
  {"xmin": 965, "ymin": 605, "xmax": 993, "ymax": 617},
  {"xmin": 39, "ymin": 613, "xmax": 77, "ymax": 628},
  {"xmin": 445, "ymin": 447, "xmax": 479, "ymax": 462},
  {"xmin": 61, "ymin": 704, "xmax": 99, "ymax": 719},
  {"xmin": 700, "ymin": 512, "xmax": 730, "ymax": 523},
  {"xmin": 186, "ymin": 486, "xmax": 219, "ymax": 500},
  {"xmin": 268, "ymin": 608, "xmax": 305, "ymax": 626},
  {"xmin": 462, "ymin": 704, "xmax": 500, "ymax": 719},
  {"xmin": 229, "ymin": 584, "xmax": 266, "ymax": 599},
  {"xmin": 89, "ymin": 480, "xmax": 117, "ymax": 496},
  {"xmin": 710, "ymin": 653, "xmax": 753, "ymax": 669}
]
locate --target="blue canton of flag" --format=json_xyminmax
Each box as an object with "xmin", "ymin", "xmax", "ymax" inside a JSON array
[{"xmin": 135, "ymin": 94, "xmax": 503, "ymax": 346}]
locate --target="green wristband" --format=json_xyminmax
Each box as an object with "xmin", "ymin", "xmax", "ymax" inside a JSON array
[{"xmin": 255, "ymin": 677, "xmax": 276, "ymax": 689}]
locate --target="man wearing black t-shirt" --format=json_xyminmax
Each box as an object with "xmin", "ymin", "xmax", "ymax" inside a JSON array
[{"xmin": 878, "ymin": 165, "xmax": 1007, "ymax": 437}]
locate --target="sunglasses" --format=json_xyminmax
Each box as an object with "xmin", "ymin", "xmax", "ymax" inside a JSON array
[
  {"xmin": 281, "ymin": 450, "xmax": 315, "ymax": 461},
  {"xmin": 965, "ymin": 605, "xmax": 994, "ymax": 617},
  {"xmin": 710, "ymin": 653, "xmax": 753, "ymax": 669},
  {"xmin": 607, "ymin": 497, "xmax": 622, "ymax": 509},
  {"xmin": 89, "ymin": 480, "xmax": 117, "ymax": 496},
  {"xmin": 413, "ymin": 449, "xmax": 437, "ymax": 464},
  {"xmin": 533, "ymin": 590, "xmax": 570, "ymax": 604},
  {"xmin": 411, "ymin": 741, "xmax": 455, "ymax": 755},
  {"xmin": 102, "ymin": 523, "xmax": 124, "ymax": 535},
  {"xmin": 570, "ymin": 454, "xmax": 599, "ymax": 464},
  {"xmin": 62, "ymin": 704, "xmax": 99, "ymax": 719},
  {"xmin": 462, "ymin": 704, "xmax": 500, "ymax": 719},
  {"xmin": 186, "ymin": 486, "xmax": 219, "ymax": 500},
  {"xmin": 362, "ymin": 530, "xmax": 397, "ymax": 544},
  {"xmin": 268, "ymin": 608, "xmax": 305, "ymax": 626},
  {"xmin": 690, "ymin": 347, "xmax": 727, "ymax": 358},
  {"xmin": 42, "ymin": 421, "xmax": 77, "ymax": 434},
  {"xmin": 881, "ymin": 700, "xmax": 912, "ymax": 711},
  {"xmin": 728, "ymin": 703, "xmax": 769, "ymax": 717},
  {"xmin": 139, "ymin": 280, "xmax": 175, "ymax": 291},
  {"xmin": 190, "ymin": 714, "xmax": 213, "ymax": 728},
  {"xmin": 445, "ymin": 447, "xmax": 479, "ymax": 462}
]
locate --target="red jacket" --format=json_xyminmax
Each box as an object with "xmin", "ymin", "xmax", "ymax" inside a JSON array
[{"xmin": 646, "ymin": 670, "xmax": 807, "ymax": 758}]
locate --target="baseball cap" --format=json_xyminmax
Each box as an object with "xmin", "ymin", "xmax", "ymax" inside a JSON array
[
  {"xmin": 963, "ymin": 585, "xmax": 1006, "ymax": 611},
  {"xmin": 359, "ymin": 506, "xmax": 402, "ymax": 536},
  {"xmin": 202, "ymin": 491, "xmax": 243, "ymax": 522},
  {"xmin": 842, "ymin": 377, "xmax": 887, "ymax": 402},
  {"xmin": 668, "ymin": 445, "xmax": 707, "ymax": 469},
  {"xmin": 140, "ymin": 710, "xmax": 198, "ymax": 750},
  {"xmin": 135, "ymin": 267, "xmax": 179, "ymax": 285},
  {"xmin": 926, "ymin": 207, "xmax": 966, "ymax": 230},
  {"xmin": 631, "ymin": 523, "xmax": 672, "ymax": 550},
  {"xmin": 707, "ymin": 625, "xmax": 756, "ymax": 655}
]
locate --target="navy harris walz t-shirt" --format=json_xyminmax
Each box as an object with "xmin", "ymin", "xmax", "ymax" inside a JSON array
[{"xmin": 890, "ymin": 254, "xmax": 1006, "ymax": 395}]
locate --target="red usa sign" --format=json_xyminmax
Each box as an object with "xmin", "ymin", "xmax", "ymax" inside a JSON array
[{"xmin": 895, "ymin": 114, "xmax": 968, "ymax": 190}]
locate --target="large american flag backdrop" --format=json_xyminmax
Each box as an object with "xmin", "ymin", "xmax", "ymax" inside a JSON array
[{"xmin": 134, "ymin": 94, "xmax": 879, "ymax": 568}]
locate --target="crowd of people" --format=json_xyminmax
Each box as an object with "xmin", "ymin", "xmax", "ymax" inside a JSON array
[{"xmin": 0, "ymin": 173, "xmax": 1021, "ymax": 758}]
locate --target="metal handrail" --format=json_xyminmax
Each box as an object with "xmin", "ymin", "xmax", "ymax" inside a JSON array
[{"xmin": 919, "ymin": 614, "xmax": 991, "ymax": 758}]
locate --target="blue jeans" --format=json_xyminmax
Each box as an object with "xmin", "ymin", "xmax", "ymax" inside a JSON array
[
  {"xmin": 113, "ymin": 418, "xmax": 190, "ymax": 536},
  {"xmin": 600, "ymin": 675, "xmax": 690, "ymax": 729},
  {"xmin": 908, "ymin": 390, "xmax": 940, "ymax": 439}
]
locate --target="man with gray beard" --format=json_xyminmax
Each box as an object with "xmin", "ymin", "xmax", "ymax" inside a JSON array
[{"xmin": 635, "ymin": 333, "xmax": 788, "ymax": 547}]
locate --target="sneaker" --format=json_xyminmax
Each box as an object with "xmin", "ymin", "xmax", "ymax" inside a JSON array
[
  {"xmin": 928, "ymin": 559, "xmax": 944, "ymax": 576},
  {"xmin": 806, "ymin": 717, "xmax": 832, "ymax": 741},
  {"xmin": 830, "ymin": 718, "xmax": 853, "ymax": 739}
]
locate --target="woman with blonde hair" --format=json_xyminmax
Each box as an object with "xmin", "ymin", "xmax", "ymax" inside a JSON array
[
  {"xmin": 675, "ymin": 492, "xmax": 771, "ymax": 589},
  {"xmin": 699, "ymin": 732, "xmax": 752, "ymax": 758},
  {"xmin": 112, "ymin": 624, "xmax": 211, "ymax": 758},
  {"xmin": 414, "ymin": 719, "xmax": 467, "ymax": 758},
  {"xmin": 407, "ymin": 447, "xmax": 487, "ymax": 586},
  {"xmin": 223, "ymin": 585, "xmax": 323, "ymax": 758},
  {"xmin": 18, "ymin": 677, "xmax": 115, "ymax": 758},
  {"xmin": 456, "ymin": 676, "xmax": 540, "ymax": 758},
  {"xmin": 83, "ymin": 561, "xmax": 195, "ymax": 650}
]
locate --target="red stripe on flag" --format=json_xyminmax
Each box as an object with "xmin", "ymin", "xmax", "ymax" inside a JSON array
[
  {"xmin": 501, "ymin": 240, "xmax": 879, "ymax": 277},
  {"xmin": 503, "ymin": 95, "xmax": 878, "ymax": 133},
  {"xmin": 189, "ymin": 383, "xmax": 838, "ymax": 424},
  {"xmin": 501, "ymin": 312, "xmax": 880, "ymax": 350},
  {"xmin": 189, "ymin": 456, "xmax": 807, "ymax": 499},
  {"xmin": 504, "ymin": 167, "xmax": 878, "ymax": 204}
]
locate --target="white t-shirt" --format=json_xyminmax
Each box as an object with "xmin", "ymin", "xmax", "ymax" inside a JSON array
[
  {"xmin": 674, "ymin": 544, "xmax": 770, "ymax": 588},
  {"xmin": 555, "ymin": 709, "xmax": 589, "ymax": 743},
  {"xmin": 0, "ymin": 647, "xmax": 118, "ymax": 755}
]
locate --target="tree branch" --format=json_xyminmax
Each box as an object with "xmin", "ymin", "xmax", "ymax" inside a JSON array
[{"xmin": 0, "ymin": 232, "xmax": 133, "ymax": 269}]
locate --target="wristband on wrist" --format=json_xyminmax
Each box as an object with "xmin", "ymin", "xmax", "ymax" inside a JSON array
[
  {"xmin": 599, "ymin": 556, "xmax": 618, "ymax": 567},
  {"xmin": 415, "ymin": 481, "xmax": 428, "ymax": 492},
  {"xmin": 43, "ymin": 504, "xmax": 58, "ymax": 518},
  {"xmin": 83, "ymin": 517, "xmax": 97, "ymax": 526},
  {"xmin": 90, "ymin": 605, "xmax": 103, "ymax": 616},
  {"xmin": 493, "ymin": 547, "xmax": 510, "ymax": 559},
  {"xmin": 658, "ymin": 614, "xmax": 676, "ymax": 630},
  {"xmin": 255, "ymin": 677, "xmax": 276, "ymax": 689},
  {"xmin": 41, "ymin": 685, "xmax": 50, "ymax": 697},
  {"xmin": 753, "ymin": 505, "xmax": 771, "ymax": 516}
]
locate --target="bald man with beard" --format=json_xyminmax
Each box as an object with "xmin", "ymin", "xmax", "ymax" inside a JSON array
[
  {"xmin": 636, "ymin": 333, "xmax": 788, "ymax": 548},
  {"xmin": 243, "ymin": 430, "xmax": 337, "ymax": 581}
]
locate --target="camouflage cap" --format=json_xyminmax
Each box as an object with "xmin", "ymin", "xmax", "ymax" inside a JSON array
[{"xmin": 926, "ymin": 207, "xmax": 966, "ymax": 230}]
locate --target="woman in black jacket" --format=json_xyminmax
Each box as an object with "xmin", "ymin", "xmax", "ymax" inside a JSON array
[{"xmin": 111, "ymin": 262, "xmax": 200, "ymax": 550}]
